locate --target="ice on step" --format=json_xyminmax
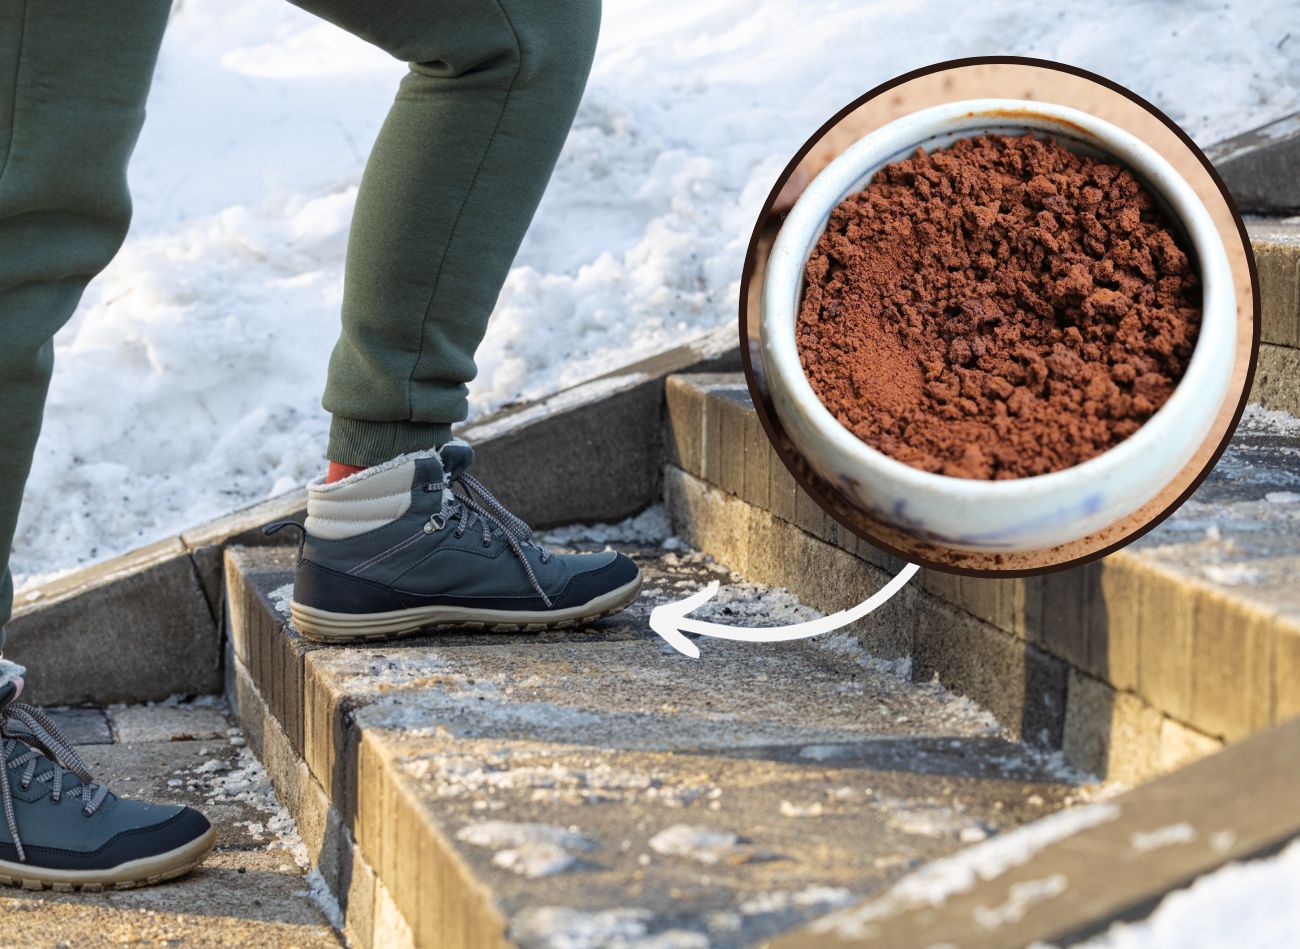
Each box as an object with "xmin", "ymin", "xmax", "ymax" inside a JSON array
[
  {"xmin": 972, "ymin": 873, "xmax": 1069, "ymax": 930},
  {"xmin": 811, "ymin": 802, "xmax": 1120, "ymax": 939},
  {"xmin": 648, "ymin": 824, "xmax": 742, "ymax": 864},
  {"xmin": 494, "ymin": 841, "xmax": 578, "ymax": 879},
  {"xmin": 269, "ymin": 582, "xmax": 294, "ymax": 616},
  {"xmin": 459, "ymin": 821, "xmax": 598, "ymax": 880},
  {"xmin": 457, "ymin": 820, "xmax": 597, "ymax": 853},
  {"xmin": 513, "ymin": 906, "xmax": 651, "ymax": 948},
  {"xmin": 1130, "ymin": 823, "xmax": 1197, "ymax": 852}
]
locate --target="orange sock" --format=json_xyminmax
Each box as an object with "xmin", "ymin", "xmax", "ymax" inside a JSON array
[{"xmin": 326, "ymin": 461, "xmax": 368, "ymax": 483}]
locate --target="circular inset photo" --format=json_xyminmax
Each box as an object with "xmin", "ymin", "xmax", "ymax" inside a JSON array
[{"xmin": 741, "ymin": 57, "xmax": 1259, "ymax": 576}]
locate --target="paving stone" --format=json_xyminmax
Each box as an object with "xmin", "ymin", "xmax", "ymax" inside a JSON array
[
  {"xmin": 1156, "ymin": 716, "xmax": 1223, "ymax": 773},
  {"xmin": 913, "ymin": 596, "xmax": 1068, "ymax": 749},
  {"xmin": 767, "ymin": 451, "xmax": 800, "ymax": 524},
  {"xmin": 1252, "ymin": 342, "xmax": 1300, "ymax": 416},
  {"xmin": 1134, "ymin": 557, "xmax": 1196, "ymax": 724},
  {"xmin": 742, "ymin": 409, "xmax": 772, "ymax": 511},
  {"xmin": 1208, "ymin": 118, "xmax": 1300, "ymax": 213},
  {"xmin": 1247, "ymin": 219, "xmax": 1300, "ymax": 348},
  {"xmin": 1278, "ymin": 618, "xmax": 1300, "ymax": 722},
  {"xmin": 664, "ymin": 375, "xmax": 705, "ymax": 475},
  {"xmin": 40, "ymin": 707, "xmax": 113, "ymax": 746},
  {"xmin": 111, "ymin": 702, "xmax": 232, "ymax": 744},
  {"xmin": 1062, "ymin": 671, "xmax": 1163, "ymax": 785},
  {"xmin": 1190, "ymin": 591, "xmax": 1276, "ymax": 741}
]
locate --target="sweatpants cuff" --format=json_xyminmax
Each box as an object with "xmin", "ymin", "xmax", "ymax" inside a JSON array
[{"xmin": 327, "ymin": 417, "xmax": 455, "ymax": 467}]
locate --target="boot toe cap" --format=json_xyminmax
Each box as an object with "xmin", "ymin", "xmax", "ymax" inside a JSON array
[{"xmin": 553, "ymin": 552, "xmax": 640, "ymax": 608}]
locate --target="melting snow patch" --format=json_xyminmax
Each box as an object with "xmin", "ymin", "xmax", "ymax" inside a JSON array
[
  {"xmin": 511, "ymin": 906, "xmax": 706, "ymax": 949},
  {"xmin": 458, "ymin": 822, "xmax": 595, "ymax": 879},
  {"xmin": 268, "ymin": 582, "xmax": 294, "ymax": 616},
  {"xmin": 458, "ymin": 821, "xmax": 597, "ymax": 853},
  {"xmin": 973, "ymin": 874, "xmax": 1068, "ymax": 930},
  {"xmin": 494, "ymin": 841, "xmax": 577, "ymax": 879},
  {"xmin": 648, "ymin": 824, "xmax": 742, "ymax": 864},
  {"xmin": 739, "ymin": 886, "xmax": 855, "ymax": 916},
  {"xmin": 1130, "ymin": 823, "xmax": 1197, "ymax": 852},
  {"xmin": 1265, "ymin": 491, "xmax": 1300, "ymax": 504},
  {"xmin": 815, "ymin": 631, "xmax": 913, "ymax": 680},
  {"xmin": 885, "ymin": 801, "xmax": 988, "ymax": 840},
  {"xmin": 1080, "ymin": 836, "xmax": 1300, "ymax": 947},
  {"xmin": 811, "ymin": 802, "xmax": 1120, "ymax": 939},
  {"xmin": 541, "ymin": 504, "xmax": 671, "ymax": 546},
  {"xmin": 800, "ymin": 744, "xmax": 858, "ymax": 762},
  {"xmin": 1200, "ymin": 564, "xmax": 1262, "ymax": 586}
]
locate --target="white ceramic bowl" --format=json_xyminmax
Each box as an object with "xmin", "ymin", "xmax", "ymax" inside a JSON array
[{"xmin": 761, "ymin": 99, "xmax": 1235, "ymax": 552}]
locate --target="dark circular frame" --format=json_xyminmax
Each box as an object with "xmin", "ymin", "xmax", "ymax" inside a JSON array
[{"xmin": 737, "ymin": 55, "xmax": 1262, "ymax": 578}]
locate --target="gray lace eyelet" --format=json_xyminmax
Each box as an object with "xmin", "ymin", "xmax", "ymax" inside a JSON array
[{"xmin": 424, "ymin": 514, "xmax": 446, "ymax": 534}]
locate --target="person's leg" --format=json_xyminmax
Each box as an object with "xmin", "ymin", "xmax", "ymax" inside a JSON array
[
  {"xmin": 0, "ymin": 0, "xmax": 171, "ymax": 642},
  {"xmin": 288, "ymin": 0, "xmax": 602, "ymax": 465},
  {"xmin": 0, "ymin": 0, "xmax": 217, "ymax": 889},
  {"xmin": 281, "ymin": 0, "xmax": 640, "ymax": 641}
]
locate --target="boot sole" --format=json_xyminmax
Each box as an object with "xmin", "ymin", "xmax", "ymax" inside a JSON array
[
  {"xmin": 0, "ymin": 825, "xmax": 215, "ymax": 892},
  {"xmin": 290, "ymin": 575, "xmax": 644, "ymax": 643}
]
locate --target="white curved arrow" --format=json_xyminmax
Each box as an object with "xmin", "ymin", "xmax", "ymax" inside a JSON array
[{"xmin": 649, "ymin": 563, "xmax": 920, "ymax": 658}]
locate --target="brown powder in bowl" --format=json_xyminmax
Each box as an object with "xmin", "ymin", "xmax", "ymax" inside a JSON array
[{"xmin": 796, "ymin": 133, "xmax": 1201, "ymax": 480}]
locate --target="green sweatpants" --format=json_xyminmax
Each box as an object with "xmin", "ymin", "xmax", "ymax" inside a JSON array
[{"xmin": 0, "ymin": 0, "xmax": 600, "ymax": 641}]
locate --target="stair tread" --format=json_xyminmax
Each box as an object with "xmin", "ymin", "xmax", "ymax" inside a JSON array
[{"xmin": 229, "ymin": 542, "xmax": 1097, "ymax": 946}]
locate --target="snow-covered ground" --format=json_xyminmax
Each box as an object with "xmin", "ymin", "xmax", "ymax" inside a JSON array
[
  {"xmin": 12, "ymin": 0, "xmax": 1300, "ymax": 585},
  {"xmin": 1082, "ymin": 836, "xmax": 1300, "ymax": 948}
]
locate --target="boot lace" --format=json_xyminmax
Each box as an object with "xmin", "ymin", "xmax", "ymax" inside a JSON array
[
  {"xmin": 1, "ymin": 704, "xmax": 109, "ymax": 862},
  {"xmin": 423, "ymin": 472, "xmax": 555, "ymax": 608}
]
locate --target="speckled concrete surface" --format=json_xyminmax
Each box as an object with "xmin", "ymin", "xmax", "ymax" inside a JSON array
[{"xmin": 235, "ymin": 537, "xmax": 1105, "ymax": 948}]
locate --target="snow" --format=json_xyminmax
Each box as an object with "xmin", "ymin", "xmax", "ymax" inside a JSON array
[
  {"xmin": 1130, "ymin": 823, "xmax": 1197, "ymax": 852},
  {"xmin": 647, "ymin": 824, "xmax": 743, "ymax": 864},
  {"xmin": 1080, "ymin": 837, "xmax": 1300, "ymax": 949},
  {"xmin": 493, "ymin": 842, "xmax": 578, "ymax": 880},
  {"xmin": 812, "ymin": 802, "xmax": 1120, "ymax": 939},
  {"xmin": 12, "ymin": 0, "xmax": 1300, "ymax": 586},
  {"xmin": 458, "ymin": 820, "xmax": 597, "ymax": 852},
  {"xmin": 457, "ymin": 820, "xmax": 598, "ymax": 875},
  {"xmin": 973, "ymin": 873, "xmax": 1069, "ymax": 930},
  {"xmin": 268, "ymin": 582, "xmax": 295, "ymax": 616},
  {"xmin": 540, "ymin": 504, "xmax": 673, "ymax": 547},
  {"xmin": 511, "ymin": 906, "xmax": 708, "ymax": 949}
]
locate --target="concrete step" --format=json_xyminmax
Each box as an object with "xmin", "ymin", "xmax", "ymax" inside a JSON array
[
  {"xmin": 224, "ymin": 535, "xmax": 1103, "ymax": 948},
  {"xmin": 1209, "ymin": 115, "xmax": 1300, "ymax": 215},
  {"xmin": 0, "ymin": 700, "xmax": 339, "ymax": 947},
  {"xmin": 665, "ymin": 374, "xmax": 1300, "ymax": 781},
  {"xmin": 776, "ymin": 714, "xmax": 1300, "ymax": 948},
  {"xmin": 1249, "ymin": 218, "xmax": 1300, "ymax": 416}
]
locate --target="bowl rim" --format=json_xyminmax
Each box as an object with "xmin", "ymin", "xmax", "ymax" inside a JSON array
[{"xmin": 761, "ymin": 97, "xmax": 1236, "ymax": 502}]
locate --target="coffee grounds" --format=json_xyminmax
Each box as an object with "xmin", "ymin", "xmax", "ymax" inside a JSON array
[{"xmin": 796, "ymin": 133, "xmax": 1201, "ymax": 480}]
